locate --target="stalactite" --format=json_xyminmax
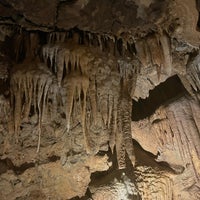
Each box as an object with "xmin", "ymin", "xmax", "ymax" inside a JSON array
[
  {"xmin": 42, "ymin": 78, "xmax": 51, "ymax": 121},
  {"xmin": 146, "ymin": 34, "xmax": 163, "ymax": 79},
  {"xmin": 159, "ymin": 34, "xmax": 172, "ymax": 75},
  {"xmin": 13, "ymin": 86, "xmax": 22, "ymax": 143},
  {"xmin": 49, "ymin": 79, "xmax": 59, "ymax": 121},
  {"xmin": 64, "ymin": 75, "xmax": 76, "ymax": 132},
  {"xmin": 118, "ymin": 61, "xmax": 134, "ymax": 80},
  {"xmin": 36, "ymin": 79, "xmax": 44, "ymax": 153},
  {"xmin": 48, "ymin": 32, "xmax": 66, "ymax": 43},
  {"xmin": 98, "ymin": 35, "xmax": 103, "ymax": 51},
  {"xmin": 89, "ymin": 78, "xmax": 97, "ymax": 125},
  {"xmin": 42, "ymin": 44, "xmax": 59, "ymax": 75},
  {"xmin": 63, "ymin": 71, "xmax": 91, "ymax": 153},
  {"xmin": 11, "ymin": 33, "xmax": 138, "ymax": 161},
  {"xmin": 10, "ymin": 63, "xmax": 57, "ymax": 149},
  {"xmin": 23, "ymin": 75, "xmax": 33, "ymax": 121},
  {"xmin": 64, "ymin": 51, "xmax": 70, "ymax": 75},
  {"xmin": 135, "ymin": 39, "xmax": 148, "ymax": 67},
  {"xmin": 42, "ymin": 45, "xmax": 91, "ymax": 87},
  {"xmin": 57, "ymin": 48, "xmax": 66, "ymax": 87},
  {"xmin": 81, "ymin": 75, "xmax": 90, "ymax": 153},
  {"xmin": 107, "ymin": 94, "xmax": 113, "ymax": 129},
  {"xmin": 100, "ymin": 96, "xmax": 108, "ymax": 127}
]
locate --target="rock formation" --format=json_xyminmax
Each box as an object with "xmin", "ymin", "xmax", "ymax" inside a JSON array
[{"xmin": 0, "ymin": 0, "xmax": 199, "ymax": 199}]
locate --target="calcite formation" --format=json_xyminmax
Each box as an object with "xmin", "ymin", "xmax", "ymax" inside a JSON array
[{"xmin": 0, "ymin": 0, "xmax": 200, "ymax": 199}]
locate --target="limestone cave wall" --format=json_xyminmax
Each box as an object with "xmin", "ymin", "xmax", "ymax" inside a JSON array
[{"xmin": 0, "ymin": 0, "xmax": 200, "ymax": 199}]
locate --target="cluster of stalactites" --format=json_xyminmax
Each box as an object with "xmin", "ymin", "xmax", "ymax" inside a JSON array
[
  {"xmin": 62, "ymin": 71, "xmax": 91, "ymax": 153},
  {"xmin": 10, "ymin": 62, "xmax": 58, "ymax": 146},
  {"xmin": 43, "ymin": 43, "xmax": 93, "ymax": 153},
  {"xmin": 135, "ymin": 33, "xmax": 172, "ymax": 77},
  {"xmin": 42, "ymin": 44, "xmax": 92, "ymax": 87},
  {"xmin": 42, "ymin": 42, "xmax": 136, "ymax": 166},
  {"xmin": 10, "ymin": 32, "xmax": 137, "ymax": 167},
  {"xmin": 46, "ymin": 30, "xmax": 138, "ymax": 58}
]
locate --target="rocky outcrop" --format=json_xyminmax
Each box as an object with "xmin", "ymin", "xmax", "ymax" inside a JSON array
[{"xmin": 132, "ymin": 95, "xmax": 200, "ymax": 199}]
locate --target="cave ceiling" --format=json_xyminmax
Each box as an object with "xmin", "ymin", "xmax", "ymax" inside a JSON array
[{"xmin": 0, "ymin": 0, "xmax": 200, "ymax": 200}]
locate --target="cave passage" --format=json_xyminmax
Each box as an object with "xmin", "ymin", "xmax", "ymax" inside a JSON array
[{"xmin": 132, "ymin": 75, "xmax": 188, "ymax": 121}]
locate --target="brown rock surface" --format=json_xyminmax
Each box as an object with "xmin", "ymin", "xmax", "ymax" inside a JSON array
[{"xmin": 0, "ymin": 0, "xmax": 200, "ymax": 199}]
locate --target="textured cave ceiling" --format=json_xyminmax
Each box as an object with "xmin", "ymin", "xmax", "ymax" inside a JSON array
[{"xmin": 0, "ymin": 0, "xmax": 200, "ymax": 200}]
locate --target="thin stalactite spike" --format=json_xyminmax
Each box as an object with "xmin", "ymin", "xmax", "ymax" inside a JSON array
[
  {"xmin": 159, "ymin": 34, "xmax": 172, "ymax": 76},
  {"xmin": 81, "ymin": 75, "xmax": 90, "ymax": 153},
  {"xmin": 65, "ymin": 77, "xmax": 75, "ymax": 132}
]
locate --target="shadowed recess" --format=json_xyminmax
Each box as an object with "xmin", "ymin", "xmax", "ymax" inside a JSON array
[{"xmin": 132, "ymin": 75, "xmax": 188, "ymax": 121}]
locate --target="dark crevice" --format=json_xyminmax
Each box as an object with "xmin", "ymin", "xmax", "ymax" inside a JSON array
[
  {"xmin": 14, "ymin": 162, "xmax": 35, "ymax": 175},
  {"xmin": 59, "ymin": 0, "xmax": 78, "ymax": 5},
  {"xmin": 2, "ymin": 27, "xmax": 138, "ymax": 62},
  {"xmin": 117, "ymin": 38, "xmax": 123, "ymax": 56},
  {"xmin": 48, "ymin": 155, "xmax": 60, "ymax": 162},
  {"xmin": 38, "ymin": 31, "xmax": 48, "ymax": 45},
  {"xmin": 69, "ymin": 188, "xmax": 93, "ymax": 200},
  {"xmin": 133, "ymin": 139, "xmax": 184, "ymax": 174},
  {"xmin": 0, "ymin": 158, "xmax": 14, "ymax": 174},
  {"xmin": 0, "ymin": 79, "xmax": 9, "ymax": 95},
  {"xmin": 0, "ymin": 158, "xmax": 35, "ymax": 176},
  {"xmin": 132, "ymin": 75, "xmax": 188, "ymax": 121},
  {"xmin": 0, "ymin": 155, "xmax": 60, "ymax": 175},
  {"xmin": 196, "ymin": 0, "xmax": 200, "ymax": 31}
]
